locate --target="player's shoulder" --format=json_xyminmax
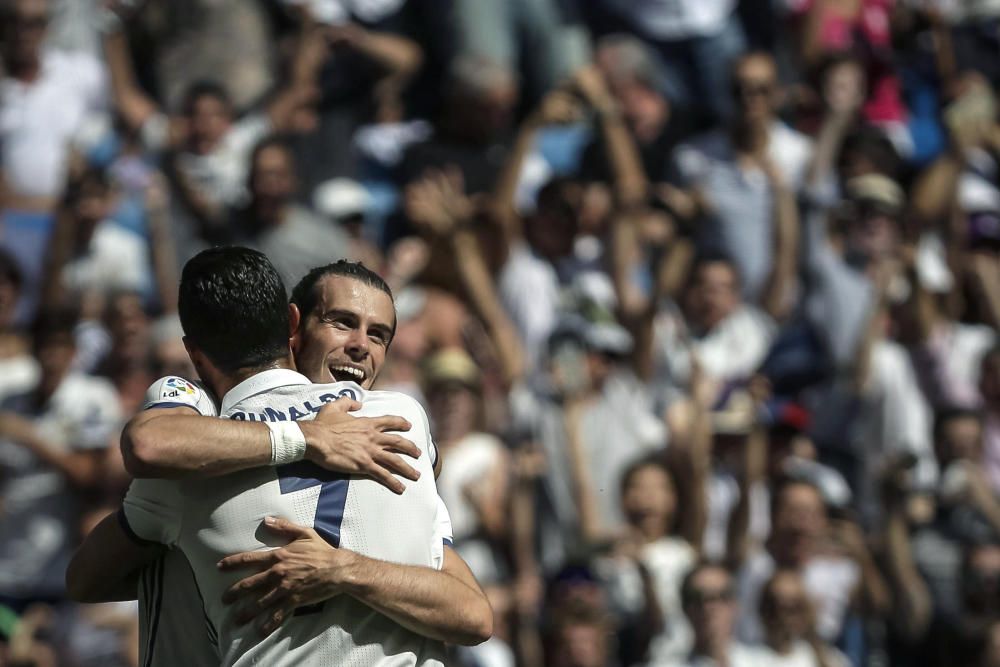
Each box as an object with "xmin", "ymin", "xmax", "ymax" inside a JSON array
[
  {"xmin": 363, "ymin": 389, "xmax": 429, "ymax": 422},
  {"xmin": 143, "ymin": 376, "xmax": 218, "ymax": 416}
]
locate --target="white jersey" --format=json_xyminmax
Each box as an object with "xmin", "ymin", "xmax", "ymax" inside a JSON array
[
  {"xmin": 128, "ymin": 376, "xmax": 220, "ymax": 667},
  {"xmin": 122, "ymin": 369, "xmax": 451, "ymax": 667}
]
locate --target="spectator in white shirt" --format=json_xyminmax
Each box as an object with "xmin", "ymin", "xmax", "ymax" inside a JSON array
[
  {"xmin": 735, "ymin": 479, "xmax": 890, "ymax": 648},
  {"xmin": 0, "ymin": 308, "xmax": 121, "ymax": 605},
  {"xmin": 757, "ymin": 569, "xmax": 850, "ymax": 667},
  {"xmin": 652, "ymin": 254, "xmax": 776, "ymax": 414},
  {"xmin": 100, "ymin": 7, "xmax": 326, "ymax": 254},
  {"xmin": 0, "ymin": 0, "xmax": 107, "ymax": 211},
  {"xmin": 46, "ymin": 168, "xmax": 150, "ymax": 313},
  {"xmin": 674, "ymin": 561, "xmax": 764, "ymax": 667},
  {"xmin": 675, "ymin": 52, "xmax": 813, "ymax": 302}
]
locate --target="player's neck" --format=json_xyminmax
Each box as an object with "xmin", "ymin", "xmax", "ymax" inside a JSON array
[{"xmin": 212, "ymin": 356, "xmax": 295, "ymax": 402}]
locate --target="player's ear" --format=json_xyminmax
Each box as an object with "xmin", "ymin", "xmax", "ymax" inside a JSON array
[
  {"xmin": 288, "ymin": 303, "xmax": 302, "ymax": 352},
  {"xmin": 183, "ymin": 336, "xmax": 211, "ymax": 383}
]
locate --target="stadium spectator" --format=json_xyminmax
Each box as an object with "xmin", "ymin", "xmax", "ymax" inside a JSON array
[
  {"xmin": 0, "ymin": 0, "xmax": 996, "ymax": 663},
  {"xmin": 0, "ymin": 308, "xmax": 122, "ymax": 608},
  {"xmin": 231, "ymin": 135, "xmax": 353, "ymax": 287},
  {"xmin": 676, "ymin": 561, "xmax": 761, "ymax": 667},
  {"xmin": 0, "ymin": 0, "xmax": 107, "ymax": 210},
  {"xmin": 675, "ymin": 52, "xmax": 813, "ymax": 302}
]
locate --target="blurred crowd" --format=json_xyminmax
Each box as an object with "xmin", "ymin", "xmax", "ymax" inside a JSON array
[{"xmin": 1, "ymin": 0, "xmax": 1000, "ymax": 665}]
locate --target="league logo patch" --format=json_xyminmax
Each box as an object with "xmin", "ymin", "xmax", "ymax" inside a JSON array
[{"xmin": 164, "ymin": 377, "xmax": 197, "ymax": 396}]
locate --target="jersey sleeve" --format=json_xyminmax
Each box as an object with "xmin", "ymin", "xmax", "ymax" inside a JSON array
[
  {"xmin": 120, "ymin": 478, "xmax": 183, "ymax": 547},
  {"xmin": 142, "ymin": 376, "xmax": 218, "ymax": 416},
  {"xmin": 430, "ymin": 495, "xmax": 454, "ymax": 571}
]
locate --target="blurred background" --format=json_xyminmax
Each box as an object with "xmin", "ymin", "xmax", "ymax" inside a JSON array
[{"xmin": 0, "ymin": 0, "xmax": 999, "ymax": 665}]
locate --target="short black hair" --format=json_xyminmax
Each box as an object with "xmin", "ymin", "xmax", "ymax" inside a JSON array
[
  {"xmin": 680, "ymin": 560, "xmax": 735, "ymax": 608},
  {"xmin": 66, "ymin": 166, "xmax": 111, "ymax": 203},
  {"xmin": 290, "ymin": 260, "xmax": 396, "ymax": 338},
  {"xmin": 688, "ymin": 251, "xmax": 741, "ymax": 288},
  {"xmin": 0, "ymin": 247, "xmax": 23, "ymax": 289},
  {"xmin": 620, "ymin": 454, "xmax": 674, "ymax": 497},
  {"xmin": 181, "ymin": 80, "xmax": 232, "ymax": 117},
  {"xmin": 837, "ymin": 126, "xmax": 902, "ymax": 181},
  {"xmin": 934, "ymin": 406, "xmax": 984, "ymax": 443},
  {"xmin": 178, "ymin": 247, "xmax": 289, "ymax": 373},
  {"xmin": 32, "ymin": 305, "xmax": 79, "ymax": 350}
]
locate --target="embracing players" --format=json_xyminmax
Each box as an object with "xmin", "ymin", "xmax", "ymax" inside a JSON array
[{"xmin": 67, "ymin": 248, "xmax": 492, "ymax": 665}]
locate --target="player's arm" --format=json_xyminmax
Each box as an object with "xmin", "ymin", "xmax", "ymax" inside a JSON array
[
  {"xmin": 66, "ymin": 510, "xmax": 160, "ymax": 603},
  {"xmin": 123, "ymin": 377, "xmax": 422, "ymax": 493},
  {"xmin": 68, "ymin": 474, "xmax": 183, "ymax": 603},
  {"xmin": 219, "ymin": 517, "xmax": 493, "ymax": 646}
]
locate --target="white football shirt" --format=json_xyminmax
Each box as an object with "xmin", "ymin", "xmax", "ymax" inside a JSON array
[
  {"xmin": 123, "ymin": 369, "xmax": 451, "ymax": 667},
  {"xmin": 126, "ymin": 375, "xmax": 220, "ymax": 667}
]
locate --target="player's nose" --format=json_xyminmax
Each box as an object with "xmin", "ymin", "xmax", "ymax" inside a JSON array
[{"xmin": 344, "ymin": 330, "xmax": 369, "ymax": 358}]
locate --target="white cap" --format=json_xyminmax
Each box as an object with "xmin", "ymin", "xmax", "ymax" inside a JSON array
[{"xmin": 313, "ymin": 179, "xmax": 370, "ymax": 220}]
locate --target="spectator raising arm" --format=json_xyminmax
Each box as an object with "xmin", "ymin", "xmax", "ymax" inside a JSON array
[
  {"xmin": 144, "ymin": 173, "xmax": 180, "ymax": 314},
  {"xmin": 322, "ymin": 22, "xmax": 423, "ymax": 121},
  {"xmin": 880, "ymin": 464, "xmax": 932, "ymax": 641},
  {"xmin": 490, "ymin": 85, "xmax": 582, "ymax": 249},
  {"xmin": 100, "ymin": 5, "xmax": 163, "ymax": 137},
  {"xmin": 0, "ymin": 411, "xmax": 106, "ymax": 490},
  {"xmin": 406, "ymin": 167, "xmax": 525, "ymax": 387},
  {"xmin": 726, "ymin": 425, "xmax": 768, "ymax": 569},
  {"xmin": 760, "ymin": 156, "xmax": 800, "ymax": 321},
  {"xmin": 573, "ymin": 65, "xmax": 647, "ymax": 209}
]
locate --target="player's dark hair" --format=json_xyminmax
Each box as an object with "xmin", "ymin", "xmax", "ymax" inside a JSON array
[
  {"xmin": 290, "ymin": 260, "xmax": 396, "ymax": 339},
  {"xmin": 181, "ymin": 80, "xmax": 233, "ymax": 117},
  {"xmin": 178, "ymin": 247, "xmax": 289, "ymax": 373}
]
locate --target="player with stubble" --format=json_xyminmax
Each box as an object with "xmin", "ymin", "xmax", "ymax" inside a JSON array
[{"xmin": 67, "ymin": 248, "xmax": 491, "ymax": 666}]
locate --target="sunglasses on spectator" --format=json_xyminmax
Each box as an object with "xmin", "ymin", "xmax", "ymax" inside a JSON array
[
  {"xmin": 688, "ymin": 586, "xmax": 735, "ymax": 606},
  {"xmin": 12, "ymin": 14, "xmax": 48, "ymax": 29},
  {"xmin": 733, "ymin": 80, "xmax": 774, "ymax": 98},
  {"xmin": 763, "ymin": 596, "xmax": 808, "ymax": 615}
]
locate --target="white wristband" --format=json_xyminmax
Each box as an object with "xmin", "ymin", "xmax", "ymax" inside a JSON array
[{"xmin": 266, "ymin": 421, "xmax": 307, "ymax": 466}]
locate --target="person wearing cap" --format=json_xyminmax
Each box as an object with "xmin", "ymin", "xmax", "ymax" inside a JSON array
[
  {"xmin": 420, "ymin": 347, "xmax": 516, "ymax": 667},
  {"xmin": 510, "ymin": 310, "xmax": 666, "ymax": 572},
  {"xmin": 422, "ymin": 347, "xmax": 510, "ymax": 585},
  {"xmin": 313, "ymin": 177, "xmax": 383, "ymax": 269},
  {"xmin": 799, "ymin": 165, "xmax": 940, "ymax": 525}
]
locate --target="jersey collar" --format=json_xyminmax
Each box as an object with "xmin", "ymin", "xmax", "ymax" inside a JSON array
[{"xmin": 220, "ymin": 368, "xmax": 311, "ymax": 414}]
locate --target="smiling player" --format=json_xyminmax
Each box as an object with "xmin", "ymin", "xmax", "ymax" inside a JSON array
[{"xmin": 67, "ymin": 251, "xmax": 492, "ymax": 665}]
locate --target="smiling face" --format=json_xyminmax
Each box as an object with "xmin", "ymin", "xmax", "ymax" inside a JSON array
[{"xmin": 293, "ymin": 275, "xmax": 395, "ymax": 389}]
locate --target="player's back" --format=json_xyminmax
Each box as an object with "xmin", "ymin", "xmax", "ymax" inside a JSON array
[{"xmin": 176, "ymin": 369, "xmax": 448, "ymax": 667}]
